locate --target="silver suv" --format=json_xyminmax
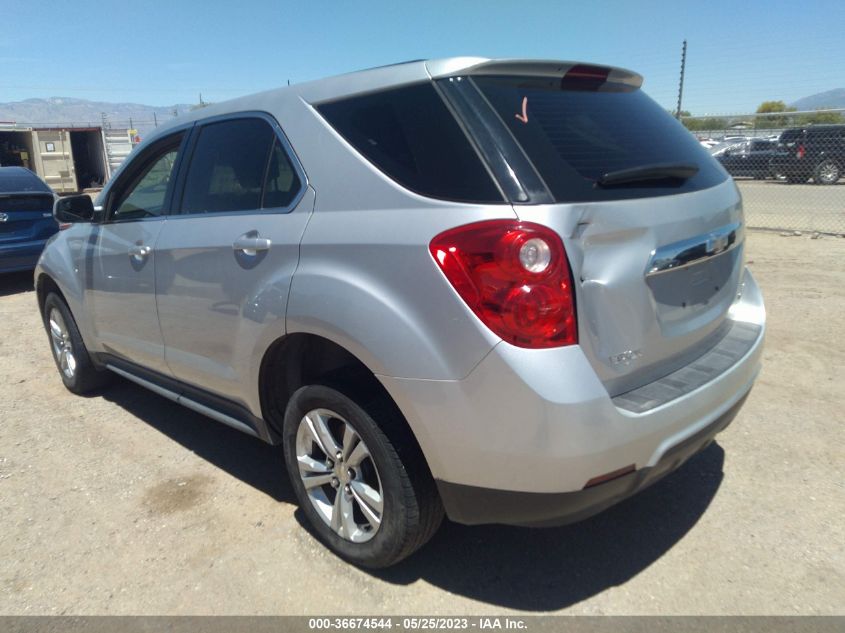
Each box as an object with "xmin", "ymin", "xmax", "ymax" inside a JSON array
[{"xmin": 36, "ymin": 58, "xmax": 765, "ymax": 568}]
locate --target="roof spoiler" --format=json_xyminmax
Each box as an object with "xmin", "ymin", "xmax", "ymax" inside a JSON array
[{"xmin": 425, "ymin": 57, "xmax": 643, "ymax": 89}]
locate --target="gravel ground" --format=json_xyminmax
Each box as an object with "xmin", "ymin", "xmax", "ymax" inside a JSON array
[{"xmin": 0, "ymin": 230, "xmax": 843, "ymax": 615}]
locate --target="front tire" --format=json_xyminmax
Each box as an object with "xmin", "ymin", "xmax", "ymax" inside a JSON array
[
  {"xmin": 282, "ymin": 385, "xmax": 443, "ymax": 568},
  {"xmin": 42, "ymin": 293, "xmax": 111, "ymax": 394}
]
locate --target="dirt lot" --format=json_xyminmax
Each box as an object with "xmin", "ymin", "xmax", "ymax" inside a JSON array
[{"xmin": 0, "ymin": 231, "xmax": 843, "ymax": 615}]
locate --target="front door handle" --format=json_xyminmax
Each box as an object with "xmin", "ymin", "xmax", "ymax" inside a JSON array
[
  {"xmin": 233, "ymin": 233, "xmax": 272, "ymax": 256},
  {"xmin": 128, "ymin": 244, "xmax": 152, "ymax": 259}
]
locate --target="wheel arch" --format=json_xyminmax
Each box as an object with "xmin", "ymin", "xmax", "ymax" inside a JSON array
[
  {"xmin": 257, "ymin": 332, "xmax": 436, "ymax": 478},
  {"xmin": 35, "ymin": 273, "xmax": 66, "ymax": 315}
]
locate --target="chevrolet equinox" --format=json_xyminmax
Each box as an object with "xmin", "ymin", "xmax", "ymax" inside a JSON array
[{"xmin": 36, "ymin": 58, "xmax": 765, "ymax": 568}]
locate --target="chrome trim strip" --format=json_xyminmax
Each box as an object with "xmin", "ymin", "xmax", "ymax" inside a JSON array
[
  {"xmin": 106, "ymin": 364, "xmax": 259, "ymax": 438},
  {"xmin": 177, "ymin": 396, "xmax": 259, "ymax": 437},
  {"xmin": 107, "ymin": 364, "xmax": 180, "ymax": 402},
  {"xmin": 646, "ymin": 222, "xmax": 743, "ymax": 277}
]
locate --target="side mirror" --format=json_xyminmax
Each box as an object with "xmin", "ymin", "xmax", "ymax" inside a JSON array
[{"xmin": 54, "ymin": 195, "xmax": 95, "ymax": 223}]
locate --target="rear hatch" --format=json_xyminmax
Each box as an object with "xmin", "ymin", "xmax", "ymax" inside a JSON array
[
  {"xmin": 0, "ymin": 192, "xmax": 57, "ymax": 244},
  {"xmin": 434, "ymin": 62, "xmax": 744, "ymax": 395}
]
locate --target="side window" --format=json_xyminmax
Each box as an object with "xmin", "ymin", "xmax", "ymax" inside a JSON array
[
  {"xmin": 180, "ymin": 117, "xmax": 299, "ymax": 214},
  {"xmin": 317, "ymin": 83, "xmax": 503, "ymax": 203},
  {"xmin": 110, "ymin": 136, "xmax": 183, "ymax": 221},
  {"xmin": 263, "ymin": 138, "xmax": 301, "ymax": 208}
]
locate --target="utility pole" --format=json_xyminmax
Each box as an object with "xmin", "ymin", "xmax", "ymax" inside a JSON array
[{"xmin": 676, "ymin": 39, "xmax": 687, "ymax": 120}]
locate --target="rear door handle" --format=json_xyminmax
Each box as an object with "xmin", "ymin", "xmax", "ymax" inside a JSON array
[{"xmin": 233, "ymin": 233, "xmax": 272, "ymax": 256}]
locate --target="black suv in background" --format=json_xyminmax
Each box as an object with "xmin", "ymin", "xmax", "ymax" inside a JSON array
[
  {"xmin": 770, "ymin": 124, "xmax": 845, "ymax": 184},
  {"xmin": 715, "ymin": 138, "xmax": 780, "ymax": 179}
]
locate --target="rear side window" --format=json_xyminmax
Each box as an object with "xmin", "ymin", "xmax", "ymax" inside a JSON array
[
  {"xmin": 180, "ymin": 117, "xmax": 301, "ymax": 214},
  {"xmin": 317, "ymin": 83, "xmax": 503, "ymax": 203},
  {"xmin": 471, "ymin": 76, "xmax": 727, "ymax": 203},
  {"xmin": 263, "ymin": 139, "xmax": 302, "ymax": 208},
  {"xmin": 779, "ymin": 129, "xmax": 804, "ymax": 147}
]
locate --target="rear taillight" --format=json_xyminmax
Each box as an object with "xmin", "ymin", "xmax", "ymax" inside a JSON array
[
  {"xmin": 429, "ymin": 220, "xmax": 577, "ymax": 348},
  {"xmin": 797, "ymin": 144, "xmax": 806, "ymax": 159}
]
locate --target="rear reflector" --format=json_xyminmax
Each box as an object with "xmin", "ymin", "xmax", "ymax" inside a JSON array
[{"xmin": 584, "ymin": 464, "xmax": 636, "ymax": 489}]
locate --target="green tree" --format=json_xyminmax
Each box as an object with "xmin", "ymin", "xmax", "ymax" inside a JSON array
[
  {"xmin": 682, "ymin": 117, "xmax": 727, "ymax": 132},
  {"xmin": 754, "ymin": 101, "xmax": 797, "ymax": 128},
  {"xmin": 795, "ymin": 109, "xmax": 844, "ymax": 125}
]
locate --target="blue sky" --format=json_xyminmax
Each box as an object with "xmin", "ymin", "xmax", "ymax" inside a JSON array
[{"xmin": 2, "ymin": 0, "xmax": 842, "ymax": 115}]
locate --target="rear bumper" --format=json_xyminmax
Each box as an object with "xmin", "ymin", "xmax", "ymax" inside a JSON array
[
  {"xmin": 437, "ymin": 393, "xmax": 745, "ymax": 526},
  {"xmin": 379, "ymin": 267, "xmax": 765, "ymax": 525},
  {"xmin": 0, "ymin": 239, "xmax": 49, "ymax": 273}
]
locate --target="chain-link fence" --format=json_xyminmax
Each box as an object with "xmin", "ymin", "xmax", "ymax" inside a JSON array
[
  {"xmin": 87, "ymin": 111, "xmax": 845, "ymax": 235},
  {"xmin": 682, "ymin": 110, "xmax": 845, "ymax": 234},
  {"xmin": 4, "ymin": 109, "xmax": 843, "ymax": 233}
]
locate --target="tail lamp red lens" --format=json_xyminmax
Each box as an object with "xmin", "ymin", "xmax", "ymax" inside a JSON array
[
  {"xmin": 429, "ymin": 220, "xmax": 577, "ymax": 348},
  {"xmin": 797, "ymin": 144, "xmax": 806, "ymax": 159}
]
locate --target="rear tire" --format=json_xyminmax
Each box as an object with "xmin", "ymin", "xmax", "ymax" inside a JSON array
[
  {"xmin": 814, "ymin": 159, "xmax": 841, "ymax": 185},
  {"xmin": 282, "ymin": 384, "xmax": 443, "ymax": 568},
  {"xmin": 42, "ymin": 293, "xmax": 111, "ymax": 394}
]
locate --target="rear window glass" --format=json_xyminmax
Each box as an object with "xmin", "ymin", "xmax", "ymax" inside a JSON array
[
  {"xmin": 0, "ymin": 193, "xmax": 53, "ymax": 212},
  {"xmin": 472, "ymin": 76, "xmax": 727, "ymax": 203},
  {"xmin": 317, "ymin": 83, "xmax": 503, "ymax": 203},
  {"xmin": 0, "ymin": 168, "xmax": 52, "ymax": 194}
]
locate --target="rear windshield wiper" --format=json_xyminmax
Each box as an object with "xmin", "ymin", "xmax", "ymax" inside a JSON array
[{"xmin": 596, "ymin": 163, "xmax": 699, "ymax": 187}]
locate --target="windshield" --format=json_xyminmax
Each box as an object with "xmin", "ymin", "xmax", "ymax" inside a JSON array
[{"xmin": 470, "ymin": 76, "xmax": 727, "ymax": 202}]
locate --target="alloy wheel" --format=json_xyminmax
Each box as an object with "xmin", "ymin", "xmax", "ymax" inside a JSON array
[
  {"xmin": 48, "ymin": 308, "xmax": 76, "ymax": 379},
  {"xmin": 295, "ymin": 408, "xmax": 384, "ymax": 543},
  {"xmin": 818, "ymin": 161, "xmax": 840, "ymax": 184}
]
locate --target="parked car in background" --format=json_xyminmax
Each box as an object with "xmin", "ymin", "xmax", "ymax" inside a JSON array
[
  {"xmin": 770, "ymin": 124, "xmax": 845, "ymax": 184},
  {"xmin": 35, "ymin": 58, "xmax": 765, "ymax": 568},
  {"xmin": 0, "ymin": 166, "xmax": 57, "ymax": 273},
  {"xmin": 716, "ymin": 138, "xmax": 781, "ymax": 179},
  {"xmin": 708, "ymin": 138, "xmax": 747, "ymax": 157}
]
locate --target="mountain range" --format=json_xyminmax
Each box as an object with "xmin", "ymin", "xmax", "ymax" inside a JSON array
[
  {"xmin": 0, "ymin": 97, "xmax": 194, "ymax": 135},
  {"xmin": 1, "ymin": 88, "xmax": 843, "ymax": 134},
  {"xmin": 790, "ymin": 88, "xmax": 845, "ymax": 111}
]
